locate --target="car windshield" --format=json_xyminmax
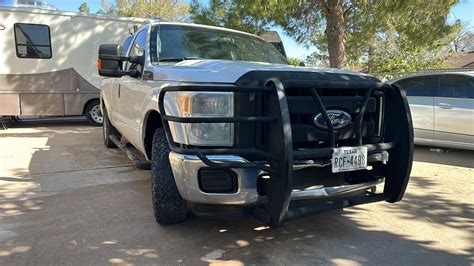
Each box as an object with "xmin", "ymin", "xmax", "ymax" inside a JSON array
[{"xmin": 150, "ymin": 25, "xmax": 288, "ymax": 65}]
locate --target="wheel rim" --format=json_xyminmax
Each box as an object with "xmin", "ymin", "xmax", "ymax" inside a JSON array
[{"xmin": 89, "ymin": 105, "xmax": 103, "ymax": 123}]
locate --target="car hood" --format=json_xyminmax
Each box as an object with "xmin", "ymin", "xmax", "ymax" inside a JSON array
[{"xmin": 151, "ymin": 59, "xmax": 376, "ymax": 84}]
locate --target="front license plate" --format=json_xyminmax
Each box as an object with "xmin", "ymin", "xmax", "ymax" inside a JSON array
[{"xmin": 332, "ymin": 146, "xmax": 368, "ymax": 173}]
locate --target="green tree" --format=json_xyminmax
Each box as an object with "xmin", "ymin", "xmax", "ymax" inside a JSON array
[
  {"xmin": 287, "ymin": 57, "xmax": 303, "ymax": 66},
  {"xmin": 305, "ymin": 52, "xmax": 329, "ymax": 67},
  {"xmin": 191, "ymin": 0, "xmax": 460, "ymax": 70},
  {"xmin": 96, "ymin": 0, "xmax": 111, "ymax": 14},
  {"xmin": 369, "ymin": 31, "xmax": 449, "ymax": 74},
  {"xmin": 190, "ymin": 0, "xmax": 271, "ymax": 34},
  {"xmin": 105, "ymin": 0, "xmax": 189, "ymax": 22},
  {"xmin": 79, "ymin": 2, "xmax": 90, "ymax": 13}
]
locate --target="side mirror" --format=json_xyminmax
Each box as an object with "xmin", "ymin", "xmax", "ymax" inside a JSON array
[
  {"xmin": 98, "ymin": 44, "xmax": 125, "ymax": 77},
  {"xmin": 98, "ymin": 44, "xmax": 141, "ymax": 78}
]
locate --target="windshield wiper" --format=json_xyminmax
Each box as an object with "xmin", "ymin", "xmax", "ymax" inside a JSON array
[{"xmin": 158, "ymin": 57, "xmax": 203, "ymax": 62}]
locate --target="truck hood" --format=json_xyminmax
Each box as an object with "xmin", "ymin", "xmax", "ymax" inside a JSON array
[{"xmin": 151, "ymin": 60, "xmax": 376, "ymax": 84}]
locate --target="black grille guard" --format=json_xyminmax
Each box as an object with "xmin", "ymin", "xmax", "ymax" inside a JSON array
[{"xmin": 158, "ymin": 79, "xmax": 414, "ymax": 228}]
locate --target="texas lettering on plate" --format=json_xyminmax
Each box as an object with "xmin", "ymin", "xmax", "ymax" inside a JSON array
[{"xmin": 332, "ymin": 146, "xmax": 368, "ymax": 173}]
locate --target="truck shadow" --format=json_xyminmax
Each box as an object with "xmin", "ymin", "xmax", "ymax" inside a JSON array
[
  {"xmin": 0, "ymin": 125, "xmax": 472, "ymax": 265},
  {"xmin": 0, "ymin": 176, "xmax": 472, "ymax": 265},
  {"xmin": 166, "ymin": 177, "xmax": 473, "ymax": 264}
]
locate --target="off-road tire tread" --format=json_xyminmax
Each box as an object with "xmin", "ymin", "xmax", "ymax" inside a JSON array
[{"xmin": 151, "ymin": 129, "xmax": 187, "ymax": 224}]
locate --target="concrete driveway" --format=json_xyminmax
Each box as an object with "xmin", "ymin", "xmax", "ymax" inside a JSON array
[{"xmin": 0, "ymin": 120, "xmax": 473, "ymax": 265}]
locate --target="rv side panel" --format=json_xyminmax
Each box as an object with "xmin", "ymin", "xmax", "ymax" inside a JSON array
[
  {"xmin": 64, "ymin": 93, "xmax": 97, "ymax": 116},
  {"xmin": 0, "ymin": 7, "xmax": 149, "ymax": 118},
  {"xmin": 0, "ymin": 94, "xmax": 20, "ymax": 115},
  {"xmin": 20, "ymin": 93, "xmax": 64, "ymax": 115}
]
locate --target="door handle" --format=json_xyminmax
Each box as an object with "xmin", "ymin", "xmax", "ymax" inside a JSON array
[{"xmin": 438, "ymin": 103, "xmax": 453, "ymax": 109}]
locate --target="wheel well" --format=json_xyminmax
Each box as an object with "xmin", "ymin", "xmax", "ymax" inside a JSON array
[
  {"xmin": 83, "ymin": 98, "xmax": 100, "ymax": 114},
  {"xmin": 144, "ymin": 111, "xmax": 163, "ymax": 159}
]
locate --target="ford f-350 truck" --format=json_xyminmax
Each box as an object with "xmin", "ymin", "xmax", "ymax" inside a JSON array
[{"xmin": 98, "ymin": 22, "xmax": 414, "ymax": 228}]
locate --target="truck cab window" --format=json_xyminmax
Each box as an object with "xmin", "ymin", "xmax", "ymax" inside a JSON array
[
  {"xmin": 127, "ymin": 29, "xmax": 147, "ymax": 74},
  {"xmin": 122, "ymin": 35, "xmax": 134, "ymax": 55},
  {"xmin": 14, "ymin": 23, "xmax": 52, "ymax": 59}
]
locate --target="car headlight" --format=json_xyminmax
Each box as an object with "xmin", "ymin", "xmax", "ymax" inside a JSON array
[{"xmin": 167, "ymin": 91, "xmax": 234, "ymax": 146}]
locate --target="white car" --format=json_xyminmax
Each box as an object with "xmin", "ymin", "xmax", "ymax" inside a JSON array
[
  {"xmin": 98, "ymin": 22, "xmax": 414, "ymax": 228},
  {"xmin": 388, "ymin": 72, "xmax": 474, "ymax": 150}
]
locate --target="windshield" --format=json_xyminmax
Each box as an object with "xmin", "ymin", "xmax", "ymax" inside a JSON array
[{"xmin": 150, "ymin": 25, "xmax": 288, "ymax": 65}]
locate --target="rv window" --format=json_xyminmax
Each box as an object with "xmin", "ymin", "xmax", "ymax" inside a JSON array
[{"xmin": 14, "ymin": 23, "xmax": 52, "ymax": 59}]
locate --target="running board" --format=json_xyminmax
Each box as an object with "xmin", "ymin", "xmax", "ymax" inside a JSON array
[{"xmin": 109, "ymin": 134, "xmax": 151, "ymax": 170}]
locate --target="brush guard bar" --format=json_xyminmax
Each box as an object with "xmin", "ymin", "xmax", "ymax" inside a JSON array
[{"xmin": 158, "ymin": 79, "xmax": 413, "ymax": 228}]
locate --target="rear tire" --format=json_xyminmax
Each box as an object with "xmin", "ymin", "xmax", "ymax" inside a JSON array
[
  {"xmin": 151, "ymin": 129, "xmax": 187, "ymax": 225},
  {"xmin": 102, "ymin": 106, "xmax": 120, "ymax": 148},
  {"xmin": 85, "ymin": 100, "xmax": 103, "ymax": 126}
]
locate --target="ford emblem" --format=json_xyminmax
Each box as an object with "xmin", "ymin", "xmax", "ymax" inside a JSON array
[{"xmin": 314, "ymin": 110, "xmax": 352, "ymax": 130}]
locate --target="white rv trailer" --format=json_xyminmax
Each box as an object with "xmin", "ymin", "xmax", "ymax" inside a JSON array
[{"xmin": 0, "ymin": 6, "xmax": 151, "ymax": 125}]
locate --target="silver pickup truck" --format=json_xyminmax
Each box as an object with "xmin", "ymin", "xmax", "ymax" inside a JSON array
[{"xmin": 98, "ymin": 22, "xmax": 414, "ymax": 228}]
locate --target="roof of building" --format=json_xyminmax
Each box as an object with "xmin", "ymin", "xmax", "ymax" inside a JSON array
[{"xmin": 445, "ymin": 51, "xmax": 474, "ymax": 68}]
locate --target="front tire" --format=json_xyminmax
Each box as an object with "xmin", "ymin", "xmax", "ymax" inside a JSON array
[
  {"xmin": 85, "ymin": 100, "xmax": 103, "ymax": 126},
  {"xmin": 151, "ymin": 129, "xmax": 187, "ymax": 224}
]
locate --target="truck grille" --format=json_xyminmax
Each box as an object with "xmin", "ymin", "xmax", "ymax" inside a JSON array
[{"xmin": 285, "ymin": 87, "xmax": 384, "ymax": 150}]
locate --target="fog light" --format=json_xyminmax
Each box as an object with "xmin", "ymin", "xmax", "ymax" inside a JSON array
[{"xmin": 198, "ymin": 169, "xmax": 237, "ymax": 193}]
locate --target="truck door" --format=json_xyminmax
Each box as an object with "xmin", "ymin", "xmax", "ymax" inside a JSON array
[
  {"xmin": 434, "ymin": 74, "xmax": 474, "ymax": 145},
  {"xmin": 115, "ymin": 29, "xmax": 148, "ymax": 144}
]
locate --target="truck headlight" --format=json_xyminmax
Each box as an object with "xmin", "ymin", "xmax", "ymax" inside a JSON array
[
  {"xmin": 168, "ymin": 91, "xmax": 234, "ymax": 146},
  {"xmin": 188, "ymin": 93, "xmax": 233, "ymax": 116}
]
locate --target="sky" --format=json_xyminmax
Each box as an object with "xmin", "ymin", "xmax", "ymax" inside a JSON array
[{"xmin": 45, "ymin": 0, "xmax": 474, "ymax": 59}]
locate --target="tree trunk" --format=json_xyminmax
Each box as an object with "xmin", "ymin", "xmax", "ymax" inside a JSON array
[{"xmin": 324, "ymin": 0, "xmax": 347, "ymax": 68}]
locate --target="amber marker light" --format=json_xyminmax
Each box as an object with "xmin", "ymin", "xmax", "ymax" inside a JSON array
[{"xmin": 97, "ymin": 58, "xmax": 102, "ymax": 72}]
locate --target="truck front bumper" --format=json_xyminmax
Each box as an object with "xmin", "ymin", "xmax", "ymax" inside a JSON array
[
  {"xmin": 169, "ymin": 151, "xmax": 389, "ymax": 206},
  {"xmin": 169, "ymin": 152, "xmax": 261, "ymax": 205}
]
